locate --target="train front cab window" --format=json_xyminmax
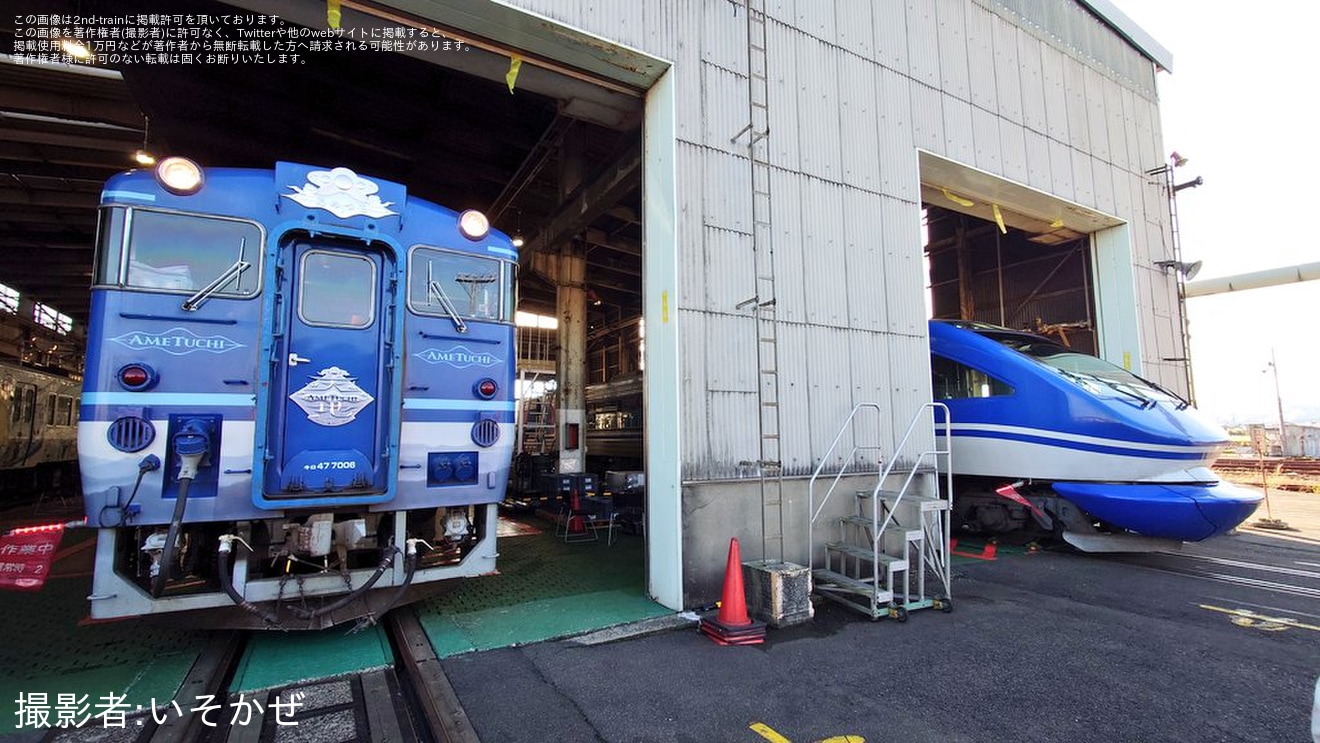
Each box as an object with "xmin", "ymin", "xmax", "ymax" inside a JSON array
[
  {"xmin": 407, "ymin": 246, "xmax": 512, "ymax": 322},
  {"xmin": 96, "ymin": 207, "xmax": 262, "ymax": 296},
  {"xmin": 932, "ymin": 354, "xmax": 1013, "ymax": 399}
]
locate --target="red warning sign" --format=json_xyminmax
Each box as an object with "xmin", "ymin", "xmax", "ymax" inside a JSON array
[{"xmin": 0, "ymin": 522, "xmax": 66, "ymax": 591}]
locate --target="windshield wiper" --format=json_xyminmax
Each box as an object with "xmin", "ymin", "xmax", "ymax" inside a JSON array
[
  {"xmin": 1133, "ymin": 374, "xmax": 1191, "ymax": 410},
  {"xmin": 426, "ymin": 263, "xmax": 467, "ymax": 333},
  {"xmin": 182, "ymin": 258, "xmax": 251, "ymax": 311},
  {"xmin": 1056, "ymin": 369, "xmax": 1151, "ymax": 409},
  {"xmin": 1069, "ymin": 369, "xmax": 1155, "ymax": 409}
]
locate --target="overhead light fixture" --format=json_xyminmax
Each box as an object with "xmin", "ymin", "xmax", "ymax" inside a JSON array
[
  {"xmin": 1173, "ymin": 176, "xmax": 1204, "ymax": 193},
  {"xmin": 1154, "ymin": 259, "xmax": 1202, "ymax": 281},
  {"xmin": 1169, "ymin": 151, "xmax": 1188, "ymax": 167},
  {"xmin": 133, "ymin": 116, "xmax": 156, "ymax": 166},
  {"xmin": 510, "ymin": 209, "xmax": 525, "ymax": 248},
  {"xmin": 59, "ymin": 38, "xmax": 92, "ymax": 61}
]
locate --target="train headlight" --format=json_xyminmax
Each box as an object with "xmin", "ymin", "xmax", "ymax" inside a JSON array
[
  {"xmin": 117, "ymin": 362, "xmax": 157, "ymax": 391},
  {"xmin": 457, "ymin": 209, "xmax": 489, "ymax": 241},
  {"xmin": 155, "ymin": 157, "xmax": 204, "ymax": 195}
]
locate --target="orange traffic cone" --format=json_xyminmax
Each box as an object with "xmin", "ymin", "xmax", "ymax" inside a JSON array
[
  {"xmin": 699, "ymin": 537, "xmax": 765, "ymax": 645},
  {"xmin": 568, "ymin": 487, "xmax": 584, "ymax": 533}
]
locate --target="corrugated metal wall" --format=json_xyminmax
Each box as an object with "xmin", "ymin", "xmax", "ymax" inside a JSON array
[{"xmin": 506, "ymin": 0, "xmax": 1180, "ymax": 477}]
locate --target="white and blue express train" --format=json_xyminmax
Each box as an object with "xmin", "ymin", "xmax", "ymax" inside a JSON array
[
  {"xmin": 930, "ymin": 320, "xmax": 1261, "ymax": 551},
  {"xmin": 79, "ymin": 159, "xmax": 516, "ymax": 627}
]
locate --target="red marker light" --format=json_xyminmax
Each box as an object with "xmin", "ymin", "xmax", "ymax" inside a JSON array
[
  {"xmin": 475, "ymin": 379, "xmax": 498, "ymax": 399},
  {"xmin": 118, "ymin": 363, "xmax": 156, "ymax": 391}
]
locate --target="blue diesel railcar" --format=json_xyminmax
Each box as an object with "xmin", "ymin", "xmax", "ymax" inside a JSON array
[{"xmin": 79, "ymin": 160, "xmax": 516, "ymax": 626}]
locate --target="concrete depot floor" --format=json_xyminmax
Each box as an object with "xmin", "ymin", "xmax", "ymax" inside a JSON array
[{"xmin": 440, "ymin": 487, "xmax": 1320, "ymax": 743}]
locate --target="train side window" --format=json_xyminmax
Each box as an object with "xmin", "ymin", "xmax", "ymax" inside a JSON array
[
  {"xmin": 407, "ymin": 247, "xmax": 510, "ymax": 322},
  {"xmin": 94, "ymin": 207, "xmax": 127, "ymax": 285},
  {"xmin": 11, "ymin": 384, "xmax": 36, "ymax": 424},
  {"xmin": 54, "ymin": 395, "xmax": 73, "ymax": 426},
  {"xmin": 931, "ymin": 354, "xmax": 1013, "ymax": 398},
  {"xmin": 123, "ymin": 210, "xmax": 262, "ymax": 296},
  {"xmin": 298, "ymin": 250, "xmax": 376, "ymax": 328}
]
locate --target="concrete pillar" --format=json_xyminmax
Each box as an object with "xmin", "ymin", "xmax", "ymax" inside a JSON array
[
  {"xmin": 557, "ymin": 130, "xmax": 588, "ymax": 474},
  {"xmin": 556, "ymin": 252, "xmax": 587, "ymax": 473}
]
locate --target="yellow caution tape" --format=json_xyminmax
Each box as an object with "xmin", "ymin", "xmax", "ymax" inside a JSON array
[
  {"xmin": 992, "ymin": 204, "xmax": 1006, "ymax": 234},
  {"xmin": 941, "ymin": 188, "xmax": 974, "ymax": 208},
  {"xmin": 507, "ymin": 55, "xmax": 523, "ymax": 94},
  {"xmin": 327, "ymin": 0, "xmax": 341, "ymax": 29}
]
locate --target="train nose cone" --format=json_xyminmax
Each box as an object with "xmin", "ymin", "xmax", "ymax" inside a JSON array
[
  {"xmin": 1189, "ymin": 481, "xmax": 1265, "ymax": 536},
  {"xmin": 1052, "ymin": 481, "xmax": 1264, "ymax": 542}
]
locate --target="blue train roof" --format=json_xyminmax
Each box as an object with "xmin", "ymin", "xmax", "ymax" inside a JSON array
[
  {"xmin": 100, "ymin": 162, "xmax": 516, "ymax": 255},
  {"xmin": 930, "ymin": 319, "xmax": 1227, "ymax": 449}
]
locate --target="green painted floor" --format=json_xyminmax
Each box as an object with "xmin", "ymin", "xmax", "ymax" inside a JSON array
[
  {"xmin": 0, "ymin": 529, "xmax": 209, "ymax": 733},
  {"xmin": 0, "ymin": 510, "xmax": 662, "ymax": 727},
  {"xmin": 230, "ymin": 624, "xmax": 393, "ymax": 693},
  {"xmin": 416, "ymin": 514, "xmax": 669, "ymax": 658}
]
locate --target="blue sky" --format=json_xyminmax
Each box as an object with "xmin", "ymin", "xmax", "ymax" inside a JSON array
[{"xmin": 1114, "ymin": 1, "xmax": 1320, "ymax": 424}]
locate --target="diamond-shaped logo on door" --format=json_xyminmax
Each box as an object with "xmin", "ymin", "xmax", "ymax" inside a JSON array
[{"xmin": 290, "ymin": 366, "xmax": 375, "ymax": 427}]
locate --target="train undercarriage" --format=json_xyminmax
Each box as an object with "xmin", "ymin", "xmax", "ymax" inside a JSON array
[{"xmin": 92, "ymin": 504, "xmax": 495, "ymax": 630}]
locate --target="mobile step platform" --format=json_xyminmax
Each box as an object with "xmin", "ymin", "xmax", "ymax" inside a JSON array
[{"xmin": 808, "ymin": 403, "xmax": 954, "ymax": 620}]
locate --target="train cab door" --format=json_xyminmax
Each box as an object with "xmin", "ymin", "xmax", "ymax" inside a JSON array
[{"xmin": 262, "ymin": 236, "xmax": 397, "ymax": 502}]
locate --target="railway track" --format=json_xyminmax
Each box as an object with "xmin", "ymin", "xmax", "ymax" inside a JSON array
[
  {"xmin": 1214, "ymin": 457, "xmax": 1320, "ymax": 477},
  {"xmin": 62, "ymin": 609, "xmax": 481, "ymax": 743}
]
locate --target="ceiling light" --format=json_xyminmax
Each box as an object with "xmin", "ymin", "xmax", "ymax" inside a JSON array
[
  {"xmin": 59, "ymin": 38, "xmax": 92, "ymax": 60},
  {"xmin": 133, "ymin": 116, "xmax": 155, "ymax": 166}
]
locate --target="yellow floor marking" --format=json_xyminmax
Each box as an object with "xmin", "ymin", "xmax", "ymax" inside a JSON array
[
  {"xmin": 750, "ymin": 723, "xmax": 865, "ymax": 743},
  {"xmin": 1199, "ymin": 604, "xmax": 1320, "ymax": 632},
  {"xmin": 750, "ymin": 723, "xmax": 793, "ymax": 743}
]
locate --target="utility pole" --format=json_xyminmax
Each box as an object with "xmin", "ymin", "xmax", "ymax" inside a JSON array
[{"xmin": 1269, "ymin": 349, "xmax": 1287, "ymax": 457}]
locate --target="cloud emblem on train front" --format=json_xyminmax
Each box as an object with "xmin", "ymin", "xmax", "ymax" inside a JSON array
[
  {"xmin": 284, "ymin": 167, "xmax": 398, "ymax": 219},
  {"xmin": 109, "ymin": 327, "xmax": 245, "ymax": 355},
  {"xmin": 413, "ymin": 346, "xmax": 503, "ymax": 369}
]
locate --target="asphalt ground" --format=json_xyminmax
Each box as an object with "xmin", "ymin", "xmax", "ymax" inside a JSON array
[{"xmin": 442, "ymin": 492, "xmax": 1320, "ymax": 743}]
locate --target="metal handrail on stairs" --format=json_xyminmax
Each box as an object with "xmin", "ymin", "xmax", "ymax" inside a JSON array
[{"xmin": 808, "ymin": 402, "xmax": 954, "ymax": 610}]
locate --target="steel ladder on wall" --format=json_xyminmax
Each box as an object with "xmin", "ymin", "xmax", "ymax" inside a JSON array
[
  {"xmin": 733, "ymin": 0, "xmax": 785, "ymax": 562},
  {"xmin": 808, "ymin": 403, "xmax": 955, "ymax": 620}
]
